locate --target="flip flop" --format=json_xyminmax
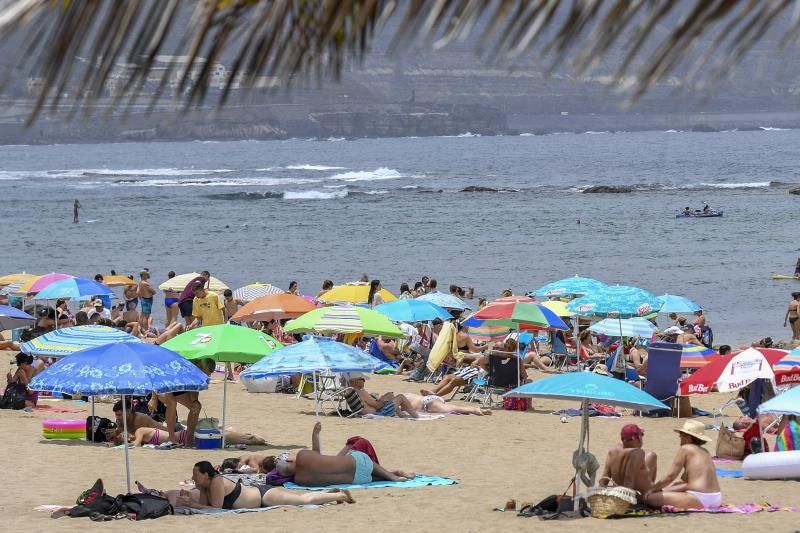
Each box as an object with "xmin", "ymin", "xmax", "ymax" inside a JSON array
[{"xmin": 157, "ymin": 441, "xmax": 177, "ymax": 450}]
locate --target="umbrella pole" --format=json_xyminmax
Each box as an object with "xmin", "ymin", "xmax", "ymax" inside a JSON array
[
  {"xmin": 516, "ymin": 326, "xmax": 521, "ymax": 387},
  {"xmin": 221, "ymin": 362, "xmax": 229, "ymax": 448},
  {"xmin": 574, "ymin": 399, "xmax": 589, "ymax": 512},
  {"xmin": 313, "ymin": 370, "xmax": 320, "ymax": 421},
  {"xmin": 122, "ymin": 394, "xmax": 132, "ymax": 494}
]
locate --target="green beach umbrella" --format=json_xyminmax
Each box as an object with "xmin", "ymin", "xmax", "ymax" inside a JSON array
[
  {"xmin": 162, "ymin": 324, "xmax": 282, "ymax": 446},
  {"xmin": 284, "ymin": 305, "xmax": 404, "ymax": 338}
]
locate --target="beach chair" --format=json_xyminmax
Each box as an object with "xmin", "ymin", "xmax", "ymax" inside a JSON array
[
  {"xmin": 318, "ymin": 374, "xmax": 364, "ymax": 418},
  {"xmin": 465, "ymin": 353, "xmax": 520, "ymax": 407},
  {"xmin": 368, "ymin": 338, "xmax": 400, "ymax": 373},
  {"xmin": 547, "ymin": 332, "xmax": 578, "ymax": 371},
  {"xmin": 642, "ymin": 342, "xmax": 683, "ymax": 416}
]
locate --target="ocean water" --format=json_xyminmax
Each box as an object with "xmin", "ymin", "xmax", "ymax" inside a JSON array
[{"xmin": 0, "ymin": 129, "xmax": 798, "ymax": 344}]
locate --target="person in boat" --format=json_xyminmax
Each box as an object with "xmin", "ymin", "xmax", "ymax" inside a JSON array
[
  {"xmin": 702, "ymin": 202, "xmax": 711, "ymax": 214},
  {"xmin": 682, "ymin": 207, "xmax": 691, "ymax": 216}
]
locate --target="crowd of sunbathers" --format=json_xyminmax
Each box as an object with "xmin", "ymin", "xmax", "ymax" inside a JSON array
[{"xmin": 137, "ymin": 422, "xmax": 414, "ymax": 510}]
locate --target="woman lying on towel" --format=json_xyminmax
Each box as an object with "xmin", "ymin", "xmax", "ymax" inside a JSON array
[
  {"xmin": 142, "ymin": 461, "xmax": 354, "ymax": 509},
  {"xmin": 132, "ymin": 426, "xmax": 266, "ymax": 448}
]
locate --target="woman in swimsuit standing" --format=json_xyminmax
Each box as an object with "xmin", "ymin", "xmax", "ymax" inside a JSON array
[
  {"xmin": 784, "ymin": 292, "xmax": 800, "ymax": 341},
  {"xmin": 169, "ymin": 461, "xmax": 355, "ymax": 509}
]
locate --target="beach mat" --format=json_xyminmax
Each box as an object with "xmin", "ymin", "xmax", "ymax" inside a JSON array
[
  {"xmin": 663, "ymin": 503, "xmax": 796, "ymax": 514},
  {"xmin": 284, "ymin": 475, "xmax": 457, "ymax": 491},
  {"xmin": 361, "ymin": 413, "xmax": 445, "ymax": 421},
  {"xmin": 174, "ymin": 505, "xmax": 318, "ymax": 515},
  {"xmin": 715, "ymin": 468, "xmax": 745, "ymax": 478}
]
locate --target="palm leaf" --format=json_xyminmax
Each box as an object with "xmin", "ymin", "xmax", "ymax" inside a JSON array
[{"xmin": 0, "ymin": 0, "xmax": 797, "ymax": 124}]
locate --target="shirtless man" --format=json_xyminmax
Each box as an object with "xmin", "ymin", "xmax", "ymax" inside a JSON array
[
  {"xmin": 138, "ymin": 271, "xmax": 156, "ymax": 330},
  {"xmin": 123, "ymin": 279, "xmax": 138, "ymax": 310},
  {"xmin": 677, "ymin": 326, "xmax": 702, "ymax": 346},
  {"xmin": 221, "ymin": 454, "xmax": 275, "ymax": 473},
  {"xmin": 600, "ymin": 424, "xmax": 657, "ymax": 497},
  {"xmin": 222, "ymin": 289, "xmax": 245, "ymax": 322},
  {"xmin": 349, "ymin": 373, "xmax": 419, "ymax": 418},
  {"xmin": 644, "ymin": 420, "xmax": 721, "ymax": 510},
  {"xmin": 277, "ymin": 422, "xmax": 415, "ymax": 486},
  {"xmin": 420, "ymin": 352, "xmax": 491, "ymax": 397},
  {"xmin": 784, "ymin": 292, "xmax": 800, "ymax": 341},
  {"xmin": 73, "ymin": 199, "xmax": 81, "ymax": 223},
  {"xmin": 109, "ymin": 398, "xmax": 168, "ymax": 444},
  {"xmin": 163, "ymin": 271, "xmax": 181, "ymax": 327}
]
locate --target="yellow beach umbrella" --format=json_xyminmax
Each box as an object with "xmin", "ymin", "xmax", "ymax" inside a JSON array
[
  {"xmin": 158, "ymin": 272, "xmax": 229, "ymax": 292},
  {"xmin": 0, "ymin": 272, "xmax": 38, "ymax": 287},
  {"xmin": 319, "ymin": 283, "xmax": 397, "ymax": 304},
  {"xmin": 103, "ymin": 275, "xmax": 137, "ymax": 287},
  {"xmin": 541, "ymin": 300, "xmax": 575, "ymax": 317}
]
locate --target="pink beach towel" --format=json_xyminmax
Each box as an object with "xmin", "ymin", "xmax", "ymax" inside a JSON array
[
  {"xmin": 32, "ymin": 405, "xmax": 86, "ymax": 414},
  {"xmin": 663, "ymin": 503, "xmax": 796, "ymax": 514}
]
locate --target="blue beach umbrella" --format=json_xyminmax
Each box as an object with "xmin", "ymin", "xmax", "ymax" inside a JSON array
[
  {"xmin": 374, "ymin": 299, "xmax": 452, "ymax": 322},
  {"xmin": 21, "ymin": 325, "xmax": 141, "ymax": 358},
  {"xmin": 531, "ymin": 276, "xmax": 607, "ymax": 298},
  {"xmin": 29, "ymin": 341, "xmax": 209, "ymax": 493},
  {"xmin": 416, "ymin": 291, "xmax": 470, "ymax": 311},
  {"xmin": 0, "ymin": 304, "xmax": 34, "ymax": 330},
  {"xmin": 241, "ymin": 336, "xmax": 387, "ymax": 420},
  {"xmin": 757, "ymin": 385, "xmax": 800, "ymax": 416},
  {"xmin": 567, "ymin": 285, "xmax": 661, "ymax": 319},
  {"xmin": 589, "ymin": 317, "xmax": 657, "ymax": 338},
  {"xmin": 33, "ymin": 277, "xmax": 113, "ymax": 301},
  {"xmin": 505, "ymin": 372, "xmax": 667, "ymax": 509},
  {"xmin": 657, "ymin": 294, "xmax": 702, "ymax": 314}
]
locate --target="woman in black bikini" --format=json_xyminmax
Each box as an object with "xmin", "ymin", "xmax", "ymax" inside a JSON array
[{"xmin": 174, "ymin": 461, "xmax": 354, "ymax": 509}]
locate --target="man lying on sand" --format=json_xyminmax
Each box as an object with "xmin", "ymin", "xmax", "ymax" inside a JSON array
[
  {"xmin": 349, "ymin": 372, "xmax": 419, "ymax": 418},
  {"xmin": 599, "ymin": 424, "xmax": 657, "ymax": 498},
  {"xmin": 139, "ymin": 461, "xmax": 354, "ymax": 510},
  {"xmin": 276, "ymin": 422, "xmax": 415, "ymax": 486},
  {"xmin": 644, "ymin": 420, "xmax": 721, "ymax": 510}
]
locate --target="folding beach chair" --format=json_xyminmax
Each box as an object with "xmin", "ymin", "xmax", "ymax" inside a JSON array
[
  {"xmin": 642, "ymin": 342, "xmax": 683, "ymax": 416},
  {"xmin": 368, "ymin": 338, "xmax": 399, "ymax": 373},
  {"xmin": 318, "ymin": 373, "xmax": 364, "ymax": 418},
  {"xmin": 465, "ymin": 353, "xmax": 520, "ymax": 407}
]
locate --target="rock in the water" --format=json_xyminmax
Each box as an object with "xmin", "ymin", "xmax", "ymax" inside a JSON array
[
  {"xmin": 790, "ymin": 187, "xmax": 800, "ymax": 195},
  {"xmin": 582, "ymin": 185, "xmax": 633, "ymax": 194}
]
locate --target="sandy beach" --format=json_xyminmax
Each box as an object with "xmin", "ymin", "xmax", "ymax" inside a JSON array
[{"xmin": 0, "ymin": 362, "xmax": 796, "ymax": 532}]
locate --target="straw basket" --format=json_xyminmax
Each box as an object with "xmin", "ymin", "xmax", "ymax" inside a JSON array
[{"xmin": 586, "ymin": 483, "xmax": 638, "ymax": 518}]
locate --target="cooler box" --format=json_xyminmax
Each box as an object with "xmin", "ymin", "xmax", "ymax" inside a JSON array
[{"xmin": 195, "ymin": 428, "xmax": 223, "ymax": 449}]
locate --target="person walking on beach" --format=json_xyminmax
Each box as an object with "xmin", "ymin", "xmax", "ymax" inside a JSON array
[
  {"xmin": 784, "ymin": 292, "xmax": 800, "ymax": 341},
  {"xmin": 72, "ymin": 199, "xmax": 81, "ymax": 224}
]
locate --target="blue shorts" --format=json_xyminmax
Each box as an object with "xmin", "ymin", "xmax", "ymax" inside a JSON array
[
  {"xmin": 140, "ymin": 298, "xmax": 153, "ymax": 315},
  {"xmin": 164, "ymin": 297, "xmax": 178, "ymax": 308},
  {"xmin": 376, "ymin": 401, "xmax": 396, "ymax": 417},
  {"xmin": 347, "ymin": 450, "xmax": 374, "ymax": 484}
]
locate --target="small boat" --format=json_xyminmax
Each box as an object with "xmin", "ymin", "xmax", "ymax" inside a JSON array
[
  {"xmin": 675, "ymin": 210, "xmax": 723, "ymax": 218},
  {"xmin": 771, "ymin": 275, "xmax": 800, "ymax": 281}
]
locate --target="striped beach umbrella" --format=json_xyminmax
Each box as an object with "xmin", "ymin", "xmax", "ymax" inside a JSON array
[
  {"xmin": 7, "ymin": 272, "xmax": 74, "ymax": 296},
  {"xmin": 568, "ymin": 285, "xmax": 661, "ymax": 319},
  {"xmin": 531, "ymin": 276, "xmax": 607, "ymax": 298},
  {"xmin": 233, "ymin": 283, "xmax": 285, "ymax": 302},
  {"xmin": 472, "ymin": 301, "xmax": 568, "ymax": 330},
  {"xmin": 0, "ymin": 272, "xmax": 38, "ymax": 287},
  {"xmin": 33, "ymin": 277, "xmax": 113, "ymax": 301},
  {"xmin": 21, "ymin": 325, "xmax": 142, "ymax": 358},
  {"xmin": 678, "ymin": 344, "xmax": 717, "ymax": 369},
  {"xmin": 774, "ymin": 347, "xmax": 800, "ymax": 385},
  {"xmin": 589, "ymin": 317, "xmax": 657, "ymax": 338},
  {"xmin": 284, "ymin": 305, "xmax": 404, "ymax": 338}
]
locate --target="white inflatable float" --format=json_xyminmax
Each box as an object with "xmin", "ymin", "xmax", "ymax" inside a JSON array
[
  {"xmin": 742, "ymin": 450, "xmax": 800, "ymax": 480},
  {"xmin": 241, "ymin": 375, "xmax": 281, "ymax": 393}
]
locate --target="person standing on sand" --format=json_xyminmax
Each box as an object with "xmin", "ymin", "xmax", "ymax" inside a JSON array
[
  {"xmin": 73, "ymin": 199, "xmax": 81, "ymax": 224},
  {"xmin": 138, "ymin": 270, "xmax": 156, "ymax": 330},
  {"xmin": 784, "ymin": 292, "xmax": 800, "ymax": 341},
  {"xmin": 163, "ymin": 270, "xmax": 180, "ymax": 327},
  {"xmin": 178, "ymin": 271, "xmax": 210, "ymax": 326}
]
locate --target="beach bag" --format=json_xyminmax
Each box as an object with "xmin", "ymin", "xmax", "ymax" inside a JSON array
[
  {"xmin": 0, "ymin": 382, "xmax": 27, "ymax": 410},
  {"xmin": 115, "ymin": 493, "xmax": 173, "ymax": 520},
  {"xmin": 608, "ymin": 347, "xmax": 627, "ymax": 375},
  {"xmin": 86, "ymin": 416, "xmax": 116, "ymax": 442},
  {"xmin": 503, "ymin": 397, "xmax": 529, "ymax": 411},
  {"xmin": 701, "ymin": 327, "xmax": 713, "ymax": 349},
  {"xmin": 67, "ymin": 479, "xmax": 119, "ymax": 518},
  {"xmin": 715, "ymin": 424, "xmax": 745, "ymax": 460}
]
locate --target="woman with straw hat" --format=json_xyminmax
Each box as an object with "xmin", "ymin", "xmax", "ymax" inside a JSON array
[{"xmin": 644, "ymin": 420, "xmax": 721, "ymax": 510}]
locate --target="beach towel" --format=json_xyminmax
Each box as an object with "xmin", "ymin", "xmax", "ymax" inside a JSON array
[
  {"xmin": 32, "ymin": 404, "xmax": 86, "ymax": 413},
  {"xmin": 715, "ymin": 468, "xmax": 745, "ymax": 478},
  {"xmin": 662, "ymin": 503, "xmax": 796, "ymax": 514},
  {"xmin": 776, "ymin": 418, "xmax": 799, "ymax": 451},
  {"xmin": 174, "ymin": 505, "xmax": 319, "ymax": 515},
  {"xmin": 284, "ymin": 475, "xmax": 457, "ymax": 491},
  {"xmin": 361, "ymin": 413, "xmax": 445, "ymax": 421},
  {"xmin": 427, "ymin": 322, "xmax": 457, "ymax": 372}
]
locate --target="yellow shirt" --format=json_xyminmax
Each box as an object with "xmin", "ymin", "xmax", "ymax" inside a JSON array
[{"xmin": 192, "ymin": 292, "xmax": 224, "ymax": 326}]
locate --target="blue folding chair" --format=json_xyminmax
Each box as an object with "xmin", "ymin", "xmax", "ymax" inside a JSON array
[{"xmin": 642, "ymin": 342, "xmax": 683, "ymax": 416}]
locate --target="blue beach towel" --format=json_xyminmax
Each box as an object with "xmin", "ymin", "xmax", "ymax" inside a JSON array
[
  {"xmin": 715, "ymin": 468, "xmax": 745, "ymax": 478},
  {"xmin": 284, "ymin": 475, "xmax": 457, "ymax": 491}
]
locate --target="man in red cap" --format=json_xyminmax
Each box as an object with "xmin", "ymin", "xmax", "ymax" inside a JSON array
[{"xmin": 598, "ymin": 424, "xmax": 657, "ymax": 498}]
